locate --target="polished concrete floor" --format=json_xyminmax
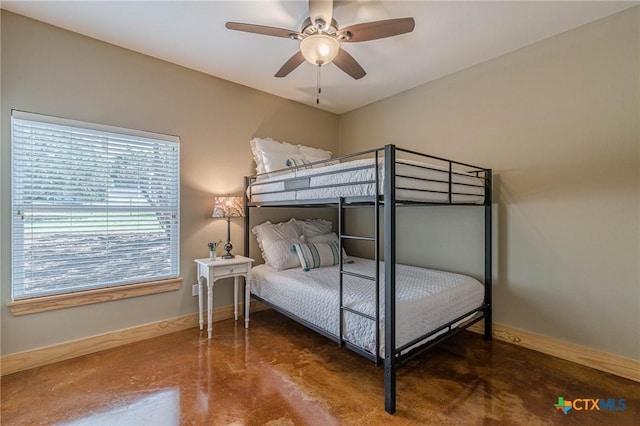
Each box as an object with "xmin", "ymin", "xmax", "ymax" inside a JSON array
[{"xmin": 2, "ymin": 309, "xmax": 638, "ymax": 425}]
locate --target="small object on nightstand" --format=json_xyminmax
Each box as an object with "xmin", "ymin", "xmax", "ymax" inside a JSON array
[{"xmin": 208, "ymin": 241, "xmax": 221, "ymax": 260}]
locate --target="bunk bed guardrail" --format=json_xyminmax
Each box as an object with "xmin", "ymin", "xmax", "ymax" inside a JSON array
[{"xmin": 246, "ymin": 146, "xmax": 489, "ymax": 206}]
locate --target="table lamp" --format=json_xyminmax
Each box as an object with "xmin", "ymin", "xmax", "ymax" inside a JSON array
[{"xmin": 212, "ymin": 195, "xmax": 244, "ymax": 259}]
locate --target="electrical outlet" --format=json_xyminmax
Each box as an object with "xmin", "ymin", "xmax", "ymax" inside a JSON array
[{"xmin": 192, "ymin": 284, "xmax": 199, "ymax": 296}]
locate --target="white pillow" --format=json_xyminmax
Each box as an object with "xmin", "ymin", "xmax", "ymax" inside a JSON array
[
  {"xmin": 298, "ymin": 145, "xmax": 332, "ymax": 161},
  {"xmin": 293, "ymin": 241, "xmax": 341, "ymax": 271},
  {"xmin": 250, "ymin": 137, "xmax": 298, "ymax": 175},
  {"xmin": 306, "ymin": 232, "xmax": 338, "ymax": 243},
  {"xmin": 261, "ymin": 151, "xmax": 311, "ymax": 176},
  {"xmin": 299, "ymin": 219, "xmax": 333, "ymax": 239},
  {"xmin": 260, "ymin": 238, "xmax": 301, "ymax": 270},
  {"xmin": 252, "ymin": 219, "xmax": 301, "ymax": 243},
  {"xmin": 252, "ymin": 219, "xmax": 303, "ymax": 264}
]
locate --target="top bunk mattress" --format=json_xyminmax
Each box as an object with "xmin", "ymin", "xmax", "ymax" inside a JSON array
[
  {"xmin": 251, "ymin": 257, "xmax": 485, "ymax": 358},
  {"xmin": 247, "ymin": 158, "xmax": 486, "ymax": 205}
]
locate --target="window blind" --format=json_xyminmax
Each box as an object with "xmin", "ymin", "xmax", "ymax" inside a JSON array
[{"xmin": 11, "ymin": 111, "xmax": 180, "ymax": 300}]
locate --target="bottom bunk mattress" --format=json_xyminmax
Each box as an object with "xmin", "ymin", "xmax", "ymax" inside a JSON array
[{"xmin": 250, "ymin": 257, "xmax": 484, "ymax": 358}]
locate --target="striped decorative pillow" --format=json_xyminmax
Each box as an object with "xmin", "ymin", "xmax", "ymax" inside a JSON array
[{"xmin": 293, "ymin": 241, "xmax": 341, "ymax": 271}]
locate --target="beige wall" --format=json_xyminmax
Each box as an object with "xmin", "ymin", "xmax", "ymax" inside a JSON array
[
  {"xmin": 339, "ymin": 7, "xmax": 640, "ymax": 360},
  {"xmin": 2, "ymin": 7, "xmax": 638, "ymax": 363},
  {"xmin": 0, "ymin": 11, "xmax": 338, "ymax": 355}
]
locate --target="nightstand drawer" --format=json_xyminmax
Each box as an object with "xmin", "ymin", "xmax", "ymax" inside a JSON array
[{"xmin": 213, "ymin": 263, "xmax": 249, "ymax": 278}]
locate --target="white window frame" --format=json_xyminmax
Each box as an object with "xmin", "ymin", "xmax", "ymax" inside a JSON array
[{"xmin": 10, "ymin": 111, "xmax": 181, "ymax": 312}]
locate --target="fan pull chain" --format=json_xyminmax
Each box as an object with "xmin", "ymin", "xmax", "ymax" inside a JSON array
[{"xmin": 316, "ymin": 64, "xmax": 321, "ymax": 105}]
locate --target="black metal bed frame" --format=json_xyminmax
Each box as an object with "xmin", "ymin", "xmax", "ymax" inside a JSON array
[{"xmin": 243, "ymin": 144, "xmax": 492, "ymax": 414}]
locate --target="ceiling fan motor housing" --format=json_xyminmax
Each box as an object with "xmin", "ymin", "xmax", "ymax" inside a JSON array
[
  {"xmin": 301, "ymin": 17, "xmax": 339, "ymax": 35},
  {"xmin": 225, "ymin": 0, "xmax": 415, "ymax": 80}
]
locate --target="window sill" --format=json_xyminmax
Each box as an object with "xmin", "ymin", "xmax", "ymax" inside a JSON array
[{"xmin": 8, "ymin": 278, "xmax": 183, "ymax": 316}]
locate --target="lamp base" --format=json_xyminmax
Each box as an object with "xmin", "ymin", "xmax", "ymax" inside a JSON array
[{"xmin": 222, "ymin": 241, "xmax": 234, "ymax": 259}]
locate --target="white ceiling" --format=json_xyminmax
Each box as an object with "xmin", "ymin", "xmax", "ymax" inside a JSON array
[{"xmin": 2, "ymin": 1, "xmax": 637, "ymax": 114}]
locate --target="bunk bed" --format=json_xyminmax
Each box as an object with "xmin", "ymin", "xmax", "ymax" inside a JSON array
[{"xmin": 243, "ymin": 144, "xmax": 492, "ymax": 414}]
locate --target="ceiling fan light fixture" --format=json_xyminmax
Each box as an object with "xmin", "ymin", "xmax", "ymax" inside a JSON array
[{"xmin": 300, "ymin": 34, "xmax": 340, "ymax": 65}]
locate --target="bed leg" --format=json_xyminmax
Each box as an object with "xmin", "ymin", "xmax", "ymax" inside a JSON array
[
  {"xmin": 244, "ymin": 274, "xmax": 251, "ymax": 329},
  {"xmin": 384, "ymin": 357, "xmax": 396, "ymax": 414},
  {"xmin": 484, "ymin": 308, "xmax": 492, "ymax": 341}
]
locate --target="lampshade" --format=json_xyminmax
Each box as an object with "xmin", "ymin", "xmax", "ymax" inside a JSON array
[
  {"xmin": 212, "ymin": 196, "xmax": 244, "ymax": 218},
  {"xmin": 300, "ymin": 34, "xmax": 340, "ymax": 65}
]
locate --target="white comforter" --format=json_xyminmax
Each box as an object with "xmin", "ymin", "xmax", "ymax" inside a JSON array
[{"xmin": 250, "ymin": 257, "xmax": 484, "ymax": 357}]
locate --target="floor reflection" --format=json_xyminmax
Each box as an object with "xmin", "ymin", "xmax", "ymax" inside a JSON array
[
  {"xmin": 59, "ymin": 388, "xmax": 180, "ymax": 426},
  {"xmin": 187, "ymin": 320, "xmax": 339, "ymax": 425}
]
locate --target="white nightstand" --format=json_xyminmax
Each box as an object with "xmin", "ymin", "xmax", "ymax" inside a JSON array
[{"xmin": 194, "ymin": 255, "xmax": 254, "ymax": 338}]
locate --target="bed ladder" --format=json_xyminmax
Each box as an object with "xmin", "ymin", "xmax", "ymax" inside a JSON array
[{"xmin": 337, "ymin": 150, "xmax": 382, "ymax": 363}]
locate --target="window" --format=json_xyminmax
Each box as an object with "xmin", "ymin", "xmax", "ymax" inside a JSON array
[{"xmin": 11, "ymin": 111, "xmax": 180, "ymax": 301}]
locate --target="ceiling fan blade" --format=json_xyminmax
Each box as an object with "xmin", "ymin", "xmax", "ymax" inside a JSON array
[
  {"xmin": 309, "ymin": 0, "xmax": 333, "ymax": 30},
  {"xmin": 337, "ymin": 17, "xmax": 415, "ymax": 42},
  {"xmin": 225, "ymin": 22, "xmax": 301, "ymax": 39},
  {"xmin": 275, "ymin": 51, "xmax": 305, "ymax": 78},
  {"xmin": 333, "ymin": 48, "xmax": 366, "ymax": 80}
]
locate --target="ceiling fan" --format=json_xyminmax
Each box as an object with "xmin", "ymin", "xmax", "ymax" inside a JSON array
[{"xmin": 225, "ymin": 0, "xmax": 415, "ymax": 80}]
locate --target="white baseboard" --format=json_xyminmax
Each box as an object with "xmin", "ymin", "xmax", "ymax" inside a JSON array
[
  {"xmin": 468, "ymin": 321, "xmax": 639, "ymax": 382},
  {"xmin": 1, "ymin": 301, "xmax": 267, "ymax": 376}
]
